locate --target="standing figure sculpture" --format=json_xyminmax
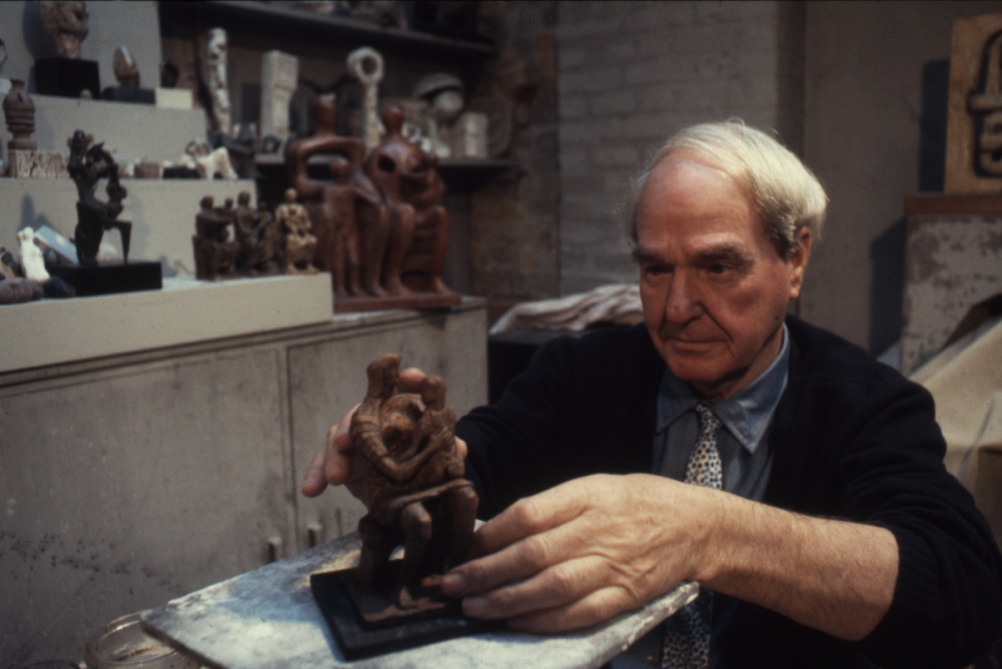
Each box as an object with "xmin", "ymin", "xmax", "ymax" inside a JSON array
[
  {"xmin": 286, "ymin": 96, "xmax": 388, "ymax": 295},
  {"xmin": 67, "ymin": 129, "xmax": 132, "ymax": 266},
  {"xmin": 203, "ymin": 28, "xmax": 231, "ymax": 135},
  {"xmin": 349, "ymin": 353, "xmax": 477, "ymax": 615},
  {"xmin": 275, "ymin": 188, "xmax": 318, "ymax": 275},
  {"xmin": 324, "ymin": 155, "xmax": 364, "ymax": 298},
  {"xmin": 232, "ymin": 191, "xmax": 279, "ymax": 276}
]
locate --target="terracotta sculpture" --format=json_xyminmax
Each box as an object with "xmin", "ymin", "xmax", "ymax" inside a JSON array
[
  {"xmin": 275, "ymin": 188, "xmax": 318, "ymax": 275},
  {"xmin": 285, "ymin": 96, "xmax": 388, "ymax": 292},
  {"xmin": 349, "ymin": 354, "xmax": 477, "ymax": 617},
  {"xmin": 366, "ymin": 105, "xmax": 452, "ymax": 295},
  {"xmin": 324, "ymin": 155, "xmax": 364, "ymax": 298},
  {"xmin": 67, "ymin": 130, "xmax": 132, "ymax": 266},
  {"xmin": 39, "ymin": 1, "xmax": 89, "ymax": 59},
  {"xmin": 192, "ymin": 194, "xmax": 239, "ymax": 280}
]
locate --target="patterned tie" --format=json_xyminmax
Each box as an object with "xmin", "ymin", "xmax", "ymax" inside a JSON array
[{"xmin": 662, "ymin": 403, "xmax": 722, "ymax": 669}]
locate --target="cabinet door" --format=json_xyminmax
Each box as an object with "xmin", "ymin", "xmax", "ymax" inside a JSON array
[{"xmin": 0, "ymin": 347, "xmax": 290, "ymax": 665}]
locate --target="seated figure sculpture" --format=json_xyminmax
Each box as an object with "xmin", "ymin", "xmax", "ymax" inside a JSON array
[
  {"xmin": 275, "ymin": 188, "xmax": 318, "ymax": 275},
  {"xmin": 192, "ymin": 194, "xmax": 239, "ymax": 280},
  {"xmin": 349, "ymin": 353, "xmax": 477, "ymax": 617},
  {"xmin": 366, "ymin": 105, "xmax": 453, "ymax": 296}
]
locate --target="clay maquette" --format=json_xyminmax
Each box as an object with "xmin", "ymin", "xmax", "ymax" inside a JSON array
[
  {"xmin": 350, "ymin": 353, "xmax": 477, "ymax": 617},
  {"xmin": 192, "ymin": 195, "xmax": 239, "ymax": 280},
  {"xmin": 275, "ymin": 188, "xmax": 318, "ymax": 275}
]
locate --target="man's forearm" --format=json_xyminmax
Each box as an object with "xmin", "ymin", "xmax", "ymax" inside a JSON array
[{"xmin": 696, "ymin": 490, "xmax": 899, "ymax": 641}]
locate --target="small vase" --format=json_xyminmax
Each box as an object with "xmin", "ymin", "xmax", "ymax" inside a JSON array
[{"xmin": 3, "ymin": 78, "xmax": 37, "ymax": 151}]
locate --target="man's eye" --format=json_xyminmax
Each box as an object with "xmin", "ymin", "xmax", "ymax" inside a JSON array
[{"xmin": 708, "ymin": 264, "xmax": 728, "ymax": 275}]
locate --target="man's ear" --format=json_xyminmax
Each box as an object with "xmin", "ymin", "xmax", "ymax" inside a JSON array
[{"xmin": 788, "ymin": 228, "xmax": 812, "ymax": 300}]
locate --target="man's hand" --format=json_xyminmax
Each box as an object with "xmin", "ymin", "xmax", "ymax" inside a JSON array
[
  {"xmin": 299, "ymin": 367, "xmax": 468, "ymax": 506},
  {"xmin": 440, "ymin": 473, "xmax": 718, "ymax": 633},
  {"xmin": 440, "ymin": 472, "xmax": 898, "ymax": 641}
]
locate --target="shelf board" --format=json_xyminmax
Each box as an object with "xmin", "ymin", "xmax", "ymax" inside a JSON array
[
  {"xmin": 255, "ymin": 154, "xmax": 514, "ymax": 193},
  {"xmin": 158, "ymin": 0, "xmax": 498, "ymax": 61}
]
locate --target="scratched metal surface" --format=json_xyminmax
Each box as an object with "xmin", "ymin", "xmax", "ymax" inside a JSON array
[{"xmin": 142, "ymin": 532, "xmax": 698, "ymax": 669}]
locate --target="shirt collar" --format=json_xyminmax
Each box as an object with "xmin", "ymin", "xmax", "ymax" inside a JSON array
[{"xmin": 655, "ymin": 324, "xmax": 790, "ymax": 453}]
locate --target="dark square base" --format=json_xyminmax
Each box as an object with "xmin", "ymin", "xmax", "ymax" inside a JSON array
[
  {"xmin": 101, "ymin": 87, "xmax": 155, "ymax": 105},
  {"xmin": 48, "ymin": 261, "xmax": 162, "ymax": 297},
  {"xmin": 36, "ymin": 58, "xmax": 101, "ymax": 99},
  {"xmin": 310, "ymin": 567, "xmax": 502, "ymax": 660}
]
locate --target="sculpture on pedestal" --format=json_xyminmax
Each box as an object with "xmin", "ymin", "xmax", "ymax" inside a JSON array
[
  {"xmin": 3, "ymin": 79, "xmax": 35, "ymax": 153},
  {"xmin": 67, "ymin": 130, "xmax": 132, "ymax": 267},
  {"xmin": 275, "ymin": 188, "xmax": 318, "ymax": 275},
  {"xmin": 348, "ymin": 353, "xmax": 477, "ymax": 618},
  {"xmin": 204, "ymin": 27, "xmax": 232, "ymax": 135},
  {"xmin": 37, "ymin": 1, "xmax": 100, "ymax": 99}
]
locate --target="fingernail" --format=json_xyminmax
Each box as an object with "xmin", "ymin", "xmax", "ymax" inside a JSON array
[
  {"xmin": 463, "ymin": 596, "xmax": 488, "ymax": 618},
  {"xmin": 440, "ymin": 572, "xmax": 466, "ymax": 596}
]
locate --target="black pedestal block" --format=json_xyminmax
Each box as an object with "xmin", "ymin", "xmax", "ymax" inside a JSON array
[
  {"xmin": 101, "ymin": 87, "xmax": 155, "ymax": 104},
  {"xmin": 48, "ymin": 261, "xmax": 162, "ymax": 297},
  {"xmin": 36, "ymin": 58, "xmax": 101, "ymax": 99}
]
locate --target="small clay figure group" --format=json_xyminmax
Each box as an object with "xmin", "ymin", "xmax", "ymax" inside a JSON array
[
  {"xmin": 349, "ymin": 354, "xmax": 477, "ymax": 616},
  {"xmin": 192, "ymin": 190, "xmax": 287, "ymax": 281}
]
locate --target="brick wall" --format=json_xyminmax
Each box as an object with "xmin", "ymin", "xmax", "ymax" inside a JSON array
[{"xmin": 556, "ymin": 1, "xmax": 804, "ymax": 295}]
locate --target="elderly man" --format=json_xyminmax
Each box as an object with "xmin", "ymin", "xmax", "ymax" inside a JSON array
[{"xmin": 303, "ymin": 121, "xmax": 1001, "ymax": 668}]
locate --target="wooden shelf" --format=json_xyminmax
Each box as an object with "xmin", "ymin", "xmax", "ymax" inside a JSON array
[
  {"xmin": 254, "ymin": 154, "xmax": 514, "ymax": 195},
  {"xmin": 158, "ymin": 0, "xmax": 497, "ymax": 61}
]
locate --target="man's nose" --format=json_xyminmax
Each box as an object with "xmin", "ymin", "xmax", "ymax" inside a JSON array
[{"xmin": 663, "ymin": 272, "xmax": 702, "ymax": 323}]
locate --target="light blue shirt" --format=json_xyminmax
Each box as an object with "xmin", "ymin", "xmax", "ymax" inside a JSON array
[{"xmin": 612, "ymin": 326, "xmax": 790, "ymax": 669}]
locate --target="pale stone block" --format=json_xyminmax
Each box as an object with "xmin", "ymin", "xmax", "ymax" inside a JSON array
[
  {"xmin": 8, "ymin": 149, "xmax": 68, "ymax": 178},
  {"xmin": 155, "ymin": 87, "xmax": 194, "ymax": 109},
  {"xmin": 260, "ymin": 50, "xmax": 298, "ymax": 140}
]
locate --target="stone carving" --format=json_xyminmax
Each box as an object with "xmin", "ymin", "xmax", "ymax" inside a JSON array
[
  {"xmin": 260, "ymin": 50, "xmax": 298, "ymax": 145},
  {"xmin": 969, "ymin": 30, "xmax": 1002, "ymax": 176},
  {"xmin": 285, "ymin": 96, "xmax": 389, "ymax": 292},
  {"xmin": 275, "ymin": 188, "xmax": 318, "ymax": 275},
  {"xmin": 183, "ymin": 139, "xmax": 237, "ymax": 180},
  {"xmin": 3, "ymin": 79, "xmax": 36, "ymax": 152},
  {"xmin": 349, "ymin": 353, "xmax": 477, "ymax": 619},
  {"xmin": 67, "ymin": 130, "xmax": 132, "ymax": 267},
  {"xmin": 203, "ymin": 28, "xmax": 231, "ymax": 135},
  {"xmin": 192, "ymin": 195, "xmax": 239, "ymax": 281},
  {"xmin": 346, "ymin": 47, "xmax": 385, "ymax": 153},
  {"xmin": 365, "ymin": 105, "xmax": 453, "ymax": 296},
  {"xmin": 233, "ymin": 191, "xmax": 280, "ymax": 276},
  {"xmin": 413, "ymin": 73, "xmax": 464, "ymax": 158},
  {"xmin": 39, "ymin": 1, "xmax": 89, "ymax": 59}
]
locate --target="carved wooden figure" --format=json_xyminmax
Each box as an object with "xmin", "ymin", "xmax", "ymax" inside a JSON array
[
  {"xmin": 349, "ymin": 354, "xmax": 477, "ymax": 618},
  {"xmin": 192, "ymin": 195, "xmax": 239, "ymax": 280}
]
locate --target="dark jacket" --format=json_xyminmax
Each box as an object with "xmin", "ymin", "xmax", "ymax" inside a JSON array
[{"xmin": 456, "ymin": 317, "xmax": 1002, "ymax": 668}]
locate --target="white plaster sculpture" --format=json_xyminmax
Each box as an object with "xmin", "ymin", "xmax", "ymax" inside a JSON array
[
  {"xmin": 451, "ymin": 111, "xmax": 488, "ymax": 159},
  {"xmin": 17, "ymin": 228, "xmax": 50, "ymax": 283},
  {"xmin": 204, "ymin": 28, "xmax": 232, "ymax": 135},
  {"xmin": 0, "ymin": 37, "xmax": 9, "ymax": 96},
  {"xmin": 182, "ymin": 140, "xmax": 237, "ymax": 180},
  {"xmin": 347, "ymin": 46, "xmax": 385, "ymax": 153},
  {"xmin": 260, "ymin": 50, "xmax": 299, "ymax": 142},
  {"xmin": 413, "ymin": 73, "xmax": 464, "ymax": 158},
  {"xmin": 112, "ymin": 46, "xmax": 139, "ymax": 88}
]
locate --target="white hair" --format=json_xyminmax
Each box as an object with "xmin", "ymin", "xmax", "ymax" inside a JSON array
[{"xmin": 625, "ymin": 120, "xmax": 827, "ymax": 259}]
